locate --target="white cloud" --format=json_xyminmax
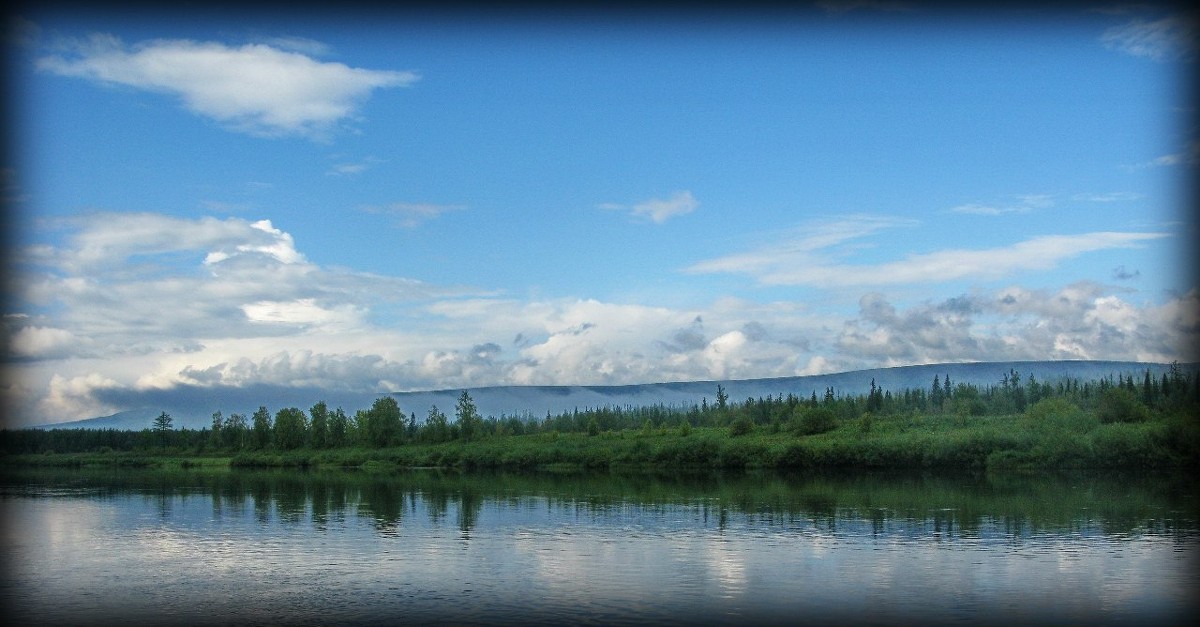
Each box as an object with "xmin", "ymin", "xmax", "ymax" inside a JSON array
[
  {"xmin": 37, "ymin": 35, "xmax": 417, "ymax": 138},
  {"xmin": 241, "ymin": 299, "xmax": 364, "ymax": 330},
  {"xmin": 29, "ymin": 213, "xmax": 304, "ymax": 274},
  {"xmin": 40, "ymin": 373, "xmax": 124, "ymax": 422},
  {"xmin": 686, "ymin": 215, "xmax": 913, "ymax": 279},
  {"xmin": 6, "ymin": 209, "xmax": 1193, "ymax": 426},
  {"xmin": 1071, "ymin": 192, "xmax": 1142, "ymax": 203},
  {"xmin": 9, "ymin": 326, "xmax": 78, "ymax": 360},
  {"xmin": 948, "ymin": 194, "xmax": 1054, "ymax": 216},
  {"xmin": 688, "ymin": 219, "xmax": 1168, "ymax": 287},
  {"xmin": 326, "ymin": 156, "xmax": 381, "ymax": 176},
  {"xmin": 836, "ymin": 285, "xmax": 1198, "ymax": 366},
  {"xmin": 362, "ymin": 202, "xmax": 466, "ymax": 228},
  {"xmin": 13, "ymin": 212, "xmax": 448, "ymax": 360},
  {"xmin": 603, "ymin": 191, "xmax": 698, "ymax": 224},
  {"xmin": 1101, "ymin": 15, "xmax": 1196, "ymax": 61}
]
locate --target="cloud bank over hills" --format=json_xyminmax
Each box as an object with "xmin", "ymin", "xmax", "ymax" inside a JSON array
[{"xmin": 39, "ymin": 360, "xmax": 1188, "ymax": 431}]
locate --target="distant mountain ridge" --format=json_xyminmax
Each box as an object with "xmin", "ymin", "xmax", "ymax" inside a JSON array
[{"xmin": 32, "ymin": 360, "xmax": 1191, "ymax": 431}]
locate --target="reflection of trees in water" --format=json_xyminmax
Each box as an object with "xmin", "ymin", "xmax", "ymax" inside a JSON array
[
  {"xmin": 457, "ymin": 487, "xmax": 481, "ymax": 536},
  {"xmin": 274, "ymin": 475, "xmax": 308, "ymax": 525},
  {"xmin": 5, "ymin": 467, "xmax": 1195, "ymax": 540},
  {"xmin": 424, "ymin": 485, "xmax": 450, "ymax": 525},
  {"xmin": 359, "ymin": 481, "xmax": 405, "ymax": 534},
  {"xmin": 251, "ymin": 478, "xmax": 272, "ymax": 524},
  {"xmin": 310, "ymin": 481, "xmax": 329, "ymax": 530}
]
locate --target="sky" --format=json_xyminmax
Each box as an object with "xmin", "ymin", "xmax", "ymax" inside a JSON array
[{"xmin": 2, "ymin": 2, "xmax": 1197, "ymax": 427}]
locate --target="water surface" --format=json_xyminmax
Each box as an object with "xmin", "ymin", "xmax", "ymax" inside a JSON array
[{"xmin": 2, "ymin": 467, "xmax": 1196, "ymax": 625}]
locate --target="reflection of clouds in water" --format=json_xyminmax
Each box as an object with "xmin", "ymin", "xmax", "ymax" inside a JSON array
[
  {"xmin": 12, "ymin": 500, "xmax": 117, "ymax": 581},
  {"xmin": 511, "ymin": 525, "xmax": 645, "ymax": 595},
  {"xmin": 707, "ymin": 539, "xmax": 747, "ymax": 599}
]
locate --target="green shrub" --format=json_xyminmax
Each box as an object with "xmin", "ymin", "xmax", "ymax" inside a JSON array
[
  {"xmin": 792, "ymin": 407, "xmax": 838, "ymax": 436},
  {"xmin": 729, "ymin": 417, "xmax": 754, "ymax": 437},
  {"xmin": 1023, "ymin": 397, "xmax": 1097, "ymax": 433},
  {"xmin": 1096, "ymin": 387, "xmax": 1151, "ymax": 424}
]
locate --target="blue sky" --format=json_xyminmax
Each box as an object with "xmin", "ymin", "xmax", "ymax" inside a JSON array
[{"xmin": 3, "ymin": 2, "xmax": 1196, "ymax": 426}]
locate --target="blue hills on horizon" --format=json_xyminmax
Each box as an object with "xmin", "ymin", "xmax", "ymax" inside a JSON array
[{"xmin": 30, "ymin": 360, "xmax": 1191, "ymax": 431}]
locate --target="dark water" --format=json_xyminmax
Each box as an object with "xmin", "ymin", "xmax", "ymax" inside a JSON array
[{"xmin": 1, "ymin": 467, "xmax": 1197, "ymax": 626}]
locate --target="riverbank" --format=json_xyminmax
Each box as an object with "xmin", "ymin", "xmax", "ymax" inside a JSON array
[{"xmin": 5, "ymin": 407, "xmax": 1197, "ymax": 472}]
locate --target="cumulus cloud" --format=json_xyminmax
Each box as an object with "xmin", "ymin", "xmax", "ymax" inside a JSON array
[
  {"xmin": 602, "ymin": 191, "xmax": 697, "ymax": 224},
  {"xmin": 688, "ymin": 217, "xmax": 1168, "ymax": 287},
  {"xmin": 13, "ymin": 212, "xmax": 449, "ymax": 362},
  {"xmin": 37, "ymin": 34, "xmax": 417, "ymax": 138},
  {"xmin": 6, "ymin": 210, "xmax": 1193, "ymax": 426},
  {"xmin": 836, "ymin": 285, "xmax": 1198, "ymax": 367}
]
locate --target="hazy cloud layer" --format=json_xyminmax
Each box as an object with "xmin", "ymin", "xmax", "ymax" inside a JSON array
[
  {"xmin": 4, "ymin": 211, "xmax": 1194, "ymax": 426},
  {"xmin": 362, "ymin": 202, "xmax": 467, "ymax": 228},
  {"xmin": 37, "ymin": 35, "xmax": 417, "ymax": 137},
  {"xmin": 1101, "ymin": 14, "xmax": 1196, "ymax": 61}
]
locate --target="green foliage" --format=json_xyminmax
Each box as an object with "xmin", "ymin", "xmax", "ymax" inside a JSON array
[
  {"xmin": 251, "ymin": 406, "xmax": 272, "ymax": 450},
  {"xmin": 729, "ymin": 417, "xmax": 754, "ymax": 437},
  {"xmin": 309, "ymin": 401, "xmax": 329, "ymax": 449},
  {"xmin": 224, "ymin": 413, "xmax": 248, "ymax": 449},
  {"xmin": 5, "ymin": 366, "xmax": 1197, "ymax": 472},
  {"xmin": 1096, "ymin": 387, "xmax": 1151, "ymax": 424},
  {"xmin": 456, "ymin": 391, "xmax": 481, "ymax": 442},
  {"xmin": 791, "ymin": 406, "xmax": 838, "ymax": 436},
  {"xmin": 273, "ymin": 407, "xmax": 308, "ymax": 451},
  {"xmin": 1023, "ymin": 397, "xmax": 1097, "ymax": 433},
  {"xmin": 328, "ymin": 408, "xmax": 349, "ymax": 448},
  {"xmin": 365, "ymin": 396, "xmax": 404, "ymax": 447}
]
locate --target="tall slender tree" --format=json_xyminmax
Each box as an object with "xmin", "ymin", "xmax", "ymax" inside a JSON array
[
  {"xmin": 251, "ymin": 406, "xmax": 272, "ymax": 449},
  {"xmin": 456, "ymin": 390, "xmax": 481, "ymax": 442},
  {"xmin": 153, "ymin": 412, "xmax": 173, "ymax": 445},
  {"xmin": 309, "ymin": 401, "xmax": 329, "ymax": 449}
]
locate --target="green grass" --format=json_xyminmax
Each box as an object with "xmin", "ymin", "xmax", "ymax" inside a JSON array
[{"xmin": 0, "ymin": 450, "xmax": 235, "ymax": 470}]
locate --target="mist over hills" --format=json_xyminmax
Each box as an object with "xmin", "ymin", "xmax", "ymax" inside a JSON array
[{"xmin": 33, "ymin": 360, "xmax": 1188, "ymax": 431}]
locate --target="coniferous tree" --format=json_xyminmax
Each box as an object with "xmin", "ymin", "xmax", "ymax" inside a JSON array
[
  {"xmin": 153, "ymin": 412, "xmax": 173, "ymax": 445},
  {"xmin": 209, "ymin": 411, "xmax": 224, "ymax": 447},
  {"xmin": 456, "ymin": 390, "xmax": 481, "ymax": 442}
]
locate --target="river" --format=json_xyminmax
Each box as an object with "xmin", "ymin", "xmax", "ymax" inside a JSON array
[{"xmin": 1, "ymin": 467, "xmax": 1196, "ymax": 625}]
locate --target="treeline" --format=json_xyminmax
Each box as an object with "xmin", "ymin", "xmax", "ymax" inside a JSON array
[{"xmin": 3, "ymin": 364, "xmax": 1198, "ymax": 457}]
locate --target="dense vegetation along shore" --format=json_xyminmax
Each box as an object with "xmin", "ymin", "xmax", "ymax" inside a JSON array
[{"xmin": 3, "ymin": 366, "xmax": 1198, "ymax": 471}]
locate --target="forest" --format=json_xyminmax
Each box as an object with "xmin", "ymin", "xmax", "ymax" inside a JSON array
[{"xmin": 3, "ymin": 365, "xmax": 1198, "ymax": 471}]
